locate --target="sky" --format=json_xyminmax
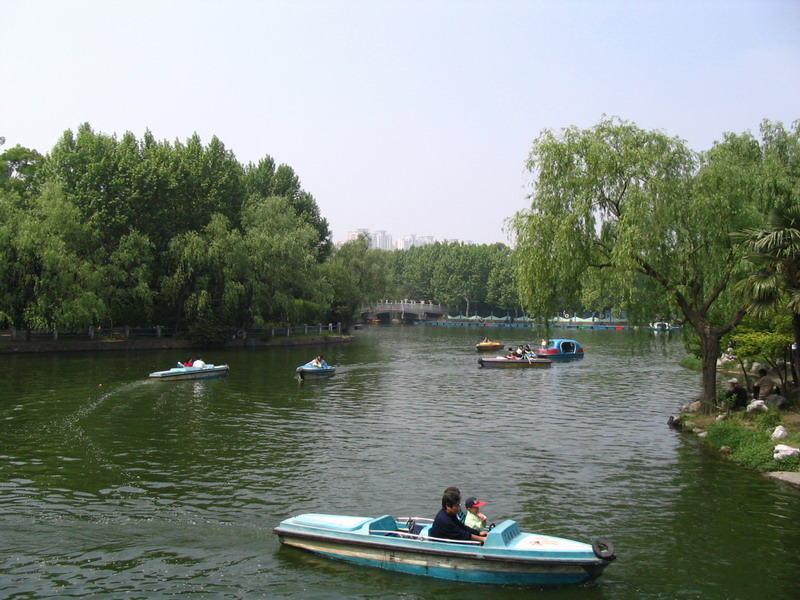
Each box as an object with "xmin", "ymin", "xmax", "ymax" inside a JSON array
[{"xmin": 2, "ymin": 1, "xmax": 799, "ymax": 246}]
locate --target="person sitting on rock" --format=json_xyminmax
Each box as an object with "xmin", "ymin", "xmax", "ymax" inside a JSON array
[{"xmin": 724, "ymin": 378, "xmax": 748, "ymax": 411}]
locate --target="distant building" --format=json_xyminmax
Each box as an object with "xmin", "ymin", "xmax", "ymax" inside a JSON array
[{"xmin": 343, "ymin": 229, "xmax": 452, "ymax": 250}]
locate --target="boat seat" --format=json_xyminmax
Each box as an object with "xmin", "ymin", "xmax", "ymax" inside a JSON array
[{"xmin": 367, "ymin": 514, "xmax": 398, "ymax": 534}]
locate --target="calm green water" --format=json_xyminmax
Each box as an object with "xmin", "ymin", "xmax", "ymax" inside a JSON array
[{"xmin": 1, "ymin": 325, "xmax": 798, "ymax": 599}]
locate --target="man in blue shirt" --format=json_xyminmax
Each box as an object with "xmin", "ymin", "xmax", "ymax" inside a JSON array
[{"xmin": 429, "ymin": 490, "xmax": 486, "ymax": 542}]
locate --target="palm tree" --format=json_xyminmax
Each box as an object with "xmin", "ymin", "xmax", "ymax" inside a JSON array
[{"xmin": 732, "ymin": 204, "xmax": 800, "ymax": 385}]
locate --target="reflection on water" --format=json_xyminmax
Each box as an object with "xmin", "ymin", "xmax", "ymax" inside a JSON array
[{"xmin": 0, "ymin": 326, "xmax": 798, "ymax": 599}]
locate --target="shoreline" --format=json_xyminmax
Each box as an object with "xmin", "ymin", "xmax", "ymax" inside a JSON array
[{"xmin": 0, "ymin": 335, "xmax": 352, "ymax": 354}]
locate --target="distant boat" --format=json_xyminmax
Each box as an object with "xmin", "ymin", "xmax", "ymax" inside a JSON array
[
  {"xmin": 475, "ymin": 341, "xmax": 504, "ymax": 352},
  {"xmin": 274, "ymin": 512, "xmax": 615, "ymax": 585},
  {"xmin": 296, "ymin": 363, "xmax": 336, "ymax": 380},
  {"xmin": 148, "ymin": 364, "xmax": 229, "ymax": 381},
  {"xmin": 536, "ymin": 339, "xmax": 585, "ymax": 360}
]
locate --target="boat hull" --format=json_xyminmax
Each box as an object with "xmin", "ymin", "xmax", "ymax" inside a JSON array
[
  {"xmin": 274, "ymin": 514, "xmax": 612, "ymax": 585},
  {"xmin": 537, "ymin": 338, "xmax": 585, "ymax": 360},
  {"xmin": 148, "ymin": 365, "xmax": 229, "ymax": 381},
  {"xmin": 475, "ymin": 342, "xmax": 504, "ymax": 352},
  {"xmin": 296, "ymin": 366, "xmax": 336, "ymax": 380},
  {"xmin": 478, "ymin": 357, "xmax": 552, "ymax": 368}
]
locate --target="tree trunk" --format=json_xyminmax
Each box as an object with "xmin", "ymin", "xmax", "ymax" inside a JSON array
[
  {"xmin": 791, "ymin": 312, "xmax": 800, "ymax": 387},
  {"xmin": 700, "ymin": 327, "xmax": 722, "ymax": 413}
]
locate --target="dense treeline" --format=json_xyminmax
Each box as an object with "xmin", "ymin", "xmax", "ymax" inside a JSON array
[
  {"xmin": 0, "ymin": 124, "xmax": 527, "ymax": 342},
  {"xmin": 0, "ymin": 124, "xmax": 343, "ymax": 342}
]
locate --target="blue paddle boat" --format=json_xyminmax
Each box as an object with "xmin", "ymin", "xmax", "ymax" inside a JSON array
[
  {"xmin": 148, "ymin": 364, "xmax": 229, "ymax": 381},
  {"xmin": 296, "ymin": 362, "xmax": 336, "ymax": 380},
  {"xmin": 536, "ymin": 339, "xmax": 584, "ymax": 360},
  {"xmin": 274, "ymin": 513, "xmax": 615, "ymax": 585}
]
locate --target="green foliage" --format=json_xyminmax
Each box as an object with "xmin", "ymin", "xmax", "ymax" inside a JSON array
[
  {"xmin": 0, "ymin": 124, "xmax": 334, "ymax": 335},
  {"xmin": 679, "ymin": 355, "xmax": 702, "ymax": 370},
  {"xmin": 511, "ymin": 116, "xmax": 794, "ymax": 402},
  {"xmin": 731, "ymin": 330, "xmax": 792, "ymax": 371}
]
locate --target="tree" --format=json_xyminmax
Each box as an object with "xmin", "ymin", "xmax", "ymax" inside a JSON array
[
  {"xmin": 733, "ymin": 203, "xmax": 800, "ymax": 385},
  {"xmin": 0, "ymin": 144, "xmax": 43, "ymax": 197},
  {"xmin": 323, "ymin": 235, "xmax": 390, "ymax": 331},
  {"xmin": 12, "ymin": 183, "xmax": 106, "ymax": 331},
  {"xmin": 511, "ymin": 117, "xmax": 765, "ymax": 405},
  {"xmin": 730, "ymin": 121, "xmax": 800, "ymax": 385}
]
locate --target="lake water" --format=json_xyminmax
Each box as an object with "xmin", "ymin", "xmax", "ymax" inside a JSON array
[{"xmin": 1, "ymin": 325, "xmax": 798, "ymax": 599}]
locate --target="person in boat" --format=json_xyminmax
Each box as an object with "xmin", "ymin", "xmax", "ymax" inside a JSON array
[
  {"xmin": 430, "ymin": 490, "xmax": 486, "ymax": 543},
  {"xmin": 724, "ymin": 378, "xmax": 748, "ymax": 411},
  {"xmin": 463, "ymin": 496, "xmax": 488, "ymax": 531},
  {"xmin": 192, "ymin": 356, "xmax": 206, "ymax": 368},
  {"xmin": 515, "ymin": 345, "xmax": 525, "ymax": 357},
  {"xmin": 505, "ymin": 348, "xmax": 517, "ymax": 359},
  {"xmin": 481, "ymin": 336, "xmax": 492, "ymax": 343},
  {"xmin": 183, "ymin": 357, "xmax": 193, "ymax": 367},
  {"xmin": 443, "ymin": 486, "xmax": 467, "ymax": 523},
  {"xmin": 311, "ymin": 355, "xmax": 328, "ymax": 368}
]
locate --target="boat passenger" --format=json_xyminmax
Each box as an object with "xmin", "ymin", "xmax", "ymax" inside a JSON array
[
  {"xmin": 464, "ymin": 497, "xmax": 488, "ymax": 531},
  {"xmin": 481, "ymin": 337, "xmax": 492, "ymax": 343},
  {"xmin": 515, "ymin": 345, "xmax": 524, "ymax": 357},
  {"xmin": 183, "ymin": 358, "xmax": 193, "ymax": 367},
  {"xmin": 430, "ymin": 490, "xmax": 486, "ymax": 543},
  {"xmin": 443, "ymin": 486, "xmax": 467, "ymax": 523},
  {"xmin": 311, "ymin": 355, "xmax": 328, "ymax": 368},
  {"xmin": 192, "ymin": 356, "xmax": 206, "ymax": 368},
  {"xmin": 506, "ymin": 348, "xmax": 517, "ymax": 359}
]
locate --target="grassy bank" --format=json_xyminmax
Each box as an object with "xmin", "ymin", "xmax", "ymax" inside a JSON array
[{"xmin": 675, "ymin": 396, "xmax": 800, "ymax": 474}]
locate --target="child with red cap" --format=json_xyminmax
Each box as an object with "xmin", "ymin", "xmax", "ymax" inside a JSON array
[{"xmin": 464, "ymin": 496, "xmax": 487, "ymax": 531}]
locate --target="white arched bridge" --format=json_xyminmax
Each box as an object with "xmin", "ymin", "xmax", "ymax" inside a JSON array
[{"xmin": 360, "ymin": 300, "xmax": 447, "ymax": 323}]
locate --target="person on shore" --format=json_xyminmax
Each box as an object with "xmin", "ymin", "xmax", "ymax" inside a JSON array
[
  {"xmin": 753, "ymin": 368, "xmax": 774, "ymax": 399},
  {"xmin": 430, "ymin": 490, "xmax": 486, "ymax": 543},
  {"xmin": 724, "ymin": 378, "xmax": 748, "ymax": 410},
  {"xmin": 463, "ymin": 496, "xmax": 488, "ymax": 531}
]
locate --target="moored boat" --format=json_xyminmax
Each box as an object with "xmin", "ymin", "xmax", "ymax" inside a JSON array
[
  {"xmin": 478, "ymin": 356, "xmax": 552, "ymax": 368},
  {"xmin": 536, "ymin": 339, "xmax": 584, "ymax": 360},
  {"xmin": 274, "ymin": 513, "xmax": 615, "ymax": 585},
  {"xmin": 148, "ymin": 364, "xmax": 229, "ymax": 381}
]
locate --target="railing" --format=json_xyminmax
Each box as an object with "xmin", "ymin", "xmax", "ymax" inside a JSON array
[{"xmin": 0, "ymin": 323, "xmax": 342, "ymax": 341}]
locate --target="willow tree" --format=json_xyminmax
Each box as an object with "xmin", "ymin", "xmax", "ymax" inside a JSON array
[{"xmin": 511, "ymin": 117, "xmax": 764, "ymax": 404}]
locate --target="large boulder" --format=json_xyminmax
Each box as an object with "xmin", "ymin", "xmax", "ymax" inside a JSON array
[
  {"xmin": 773, "ymin": 444, "xmax": 800, "ymax": 460},
  {"xmin": 771, "ymin": 426, "xmax": 789, "ymax": 440},
  {"xmin": 746, "ymin": 400, "xmax": 769, "ymax": 413}
]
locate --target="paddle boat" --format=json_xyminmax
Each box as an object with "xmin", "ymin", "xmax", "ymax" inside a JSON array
[
  {"xmin": 475, "ymin": 340, "xmax": 504, "ymax": 352},
  {"xmin": 274, "ymin": 513, "xmax": 615, "ymax": 585},
  {"xmin": 478, "ymin": 356, "xmax": 552, "ymax": 368},
  {"xmin": 296, "ymin": 362, "xmax": 336, "ymax": 380},
  {"xmin": 148, "ymin": 364, "xmax": 229, "ymax": 381},
  {"xmin": 536, "ymin": 339, "xmax": 584, "ymax": 360}
]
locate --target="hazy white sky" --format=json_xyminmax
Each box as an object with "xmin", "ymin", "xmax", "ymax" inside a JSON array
[{"xmin": 2, "ymin": 1, "xmax": 798, "ymax": 245}]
